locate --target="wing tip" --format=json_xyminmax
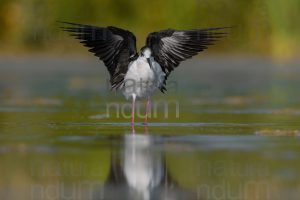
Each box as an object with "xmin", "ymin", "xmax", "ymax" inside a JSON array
[
  {"xmin": 58, "ymin": 21, "xmax": 82, "ymax": 33},
  {"xmin": 159, "ymin": 85, "xmax": 167, "ymax": 93}
]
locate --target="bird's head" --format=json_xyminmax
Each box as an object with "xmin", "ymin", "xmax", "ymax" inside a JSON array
[{"xmin": 140, "ymin": 46, "xmax": 152, "ymax": 58}]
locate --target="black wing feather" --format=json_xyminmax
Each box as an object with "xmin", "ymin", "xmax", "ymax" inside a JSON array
[
  {"xmin": 61, "ymin": 22, "xmax": 137, "ymax": 89},
  {"xmin": 146, "ymin": 27, "xmax": 230, "ymax": 92}
]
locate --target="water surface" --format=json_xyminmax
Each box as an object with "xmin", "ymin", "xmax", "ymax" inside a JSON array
[{"xmin": 0, "ymin": 57, "xmax": 300, "ymax": 200}]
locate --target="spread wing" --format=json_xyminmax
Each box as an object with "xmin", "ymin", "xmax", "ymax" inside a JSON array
[
  {"xmin": 61, "ymin": 22, "xmax": 138, "ymax": 89},
  {"xmin": 146, "ymin": 27, "xmax": 230, "ymax": 92}
]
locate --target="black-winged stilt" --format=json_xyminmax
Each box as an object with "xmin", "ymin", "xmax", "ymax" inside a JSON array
[{"xmin": 61, "ymin": 22, "xmax": 229, "ymax": 128}]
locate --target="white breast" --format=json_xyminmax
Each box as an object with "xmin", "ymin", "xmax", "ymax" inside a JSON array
[{"xmin": 122, "ymin": 56, "xmax": 165, "ymax": 99}]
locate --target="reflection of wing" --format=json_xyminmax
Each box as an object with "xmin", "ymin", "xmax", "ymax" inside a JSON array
[
  {"xmin": 146, "ymin": 27, "xmax": 229, "ymax": 92},
  {"xmin": 100, "ymin": 133, "xmax": 197, "ymax": 200},
  {"xmin": 61, "ymin": 22, "xmax": 138, "ymax": 89}
]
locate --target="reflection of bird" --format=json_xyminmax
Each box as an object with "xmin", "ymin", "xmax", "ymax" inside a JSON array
[
  {"xmin": 98, "ymin": 133, "xmax": 198, "ymax": 200},
  {"xmin": 123, "ymin": 134, "xmax": 164, "ymax": 200},
  {"xmin": 61, "ymin": 22, "xmax": 229, "ymax": 127}
]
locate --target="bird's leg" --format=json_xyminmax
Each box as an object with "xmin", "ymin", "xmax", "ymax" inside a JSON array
[
  {"xmin": 144, "ymin": 97, "xmax": 151, "ymax": 125},
  {"xmin": 144, "ymin": 124, "xmax": 149, "ymax": 134},
  {"xmin": 131, "ymin": 94, "xmax": 136, "ymax": 131}
]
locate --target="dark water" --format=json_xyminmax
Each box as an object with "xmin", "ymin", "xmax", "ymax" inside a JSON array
[{"xmin": 0, "ymin": 57, "xmax": 300, "ymax": 200}]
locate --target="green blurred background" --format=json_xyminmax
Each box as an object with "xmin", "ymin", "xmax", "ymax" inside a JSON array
[
  {"xmin": 0, "ymin": 0, "xmax": 299, "ymax": 59},
  {"xmin": 1, "ymin": 2, "xmax": 300, "ymax": 199}
]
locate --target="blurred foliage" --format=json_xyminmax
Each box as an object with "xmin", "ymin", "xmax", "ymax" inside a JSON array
[{"xmin": 0, "ymin": 0, "xmax": 299, "ymax": 59}]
